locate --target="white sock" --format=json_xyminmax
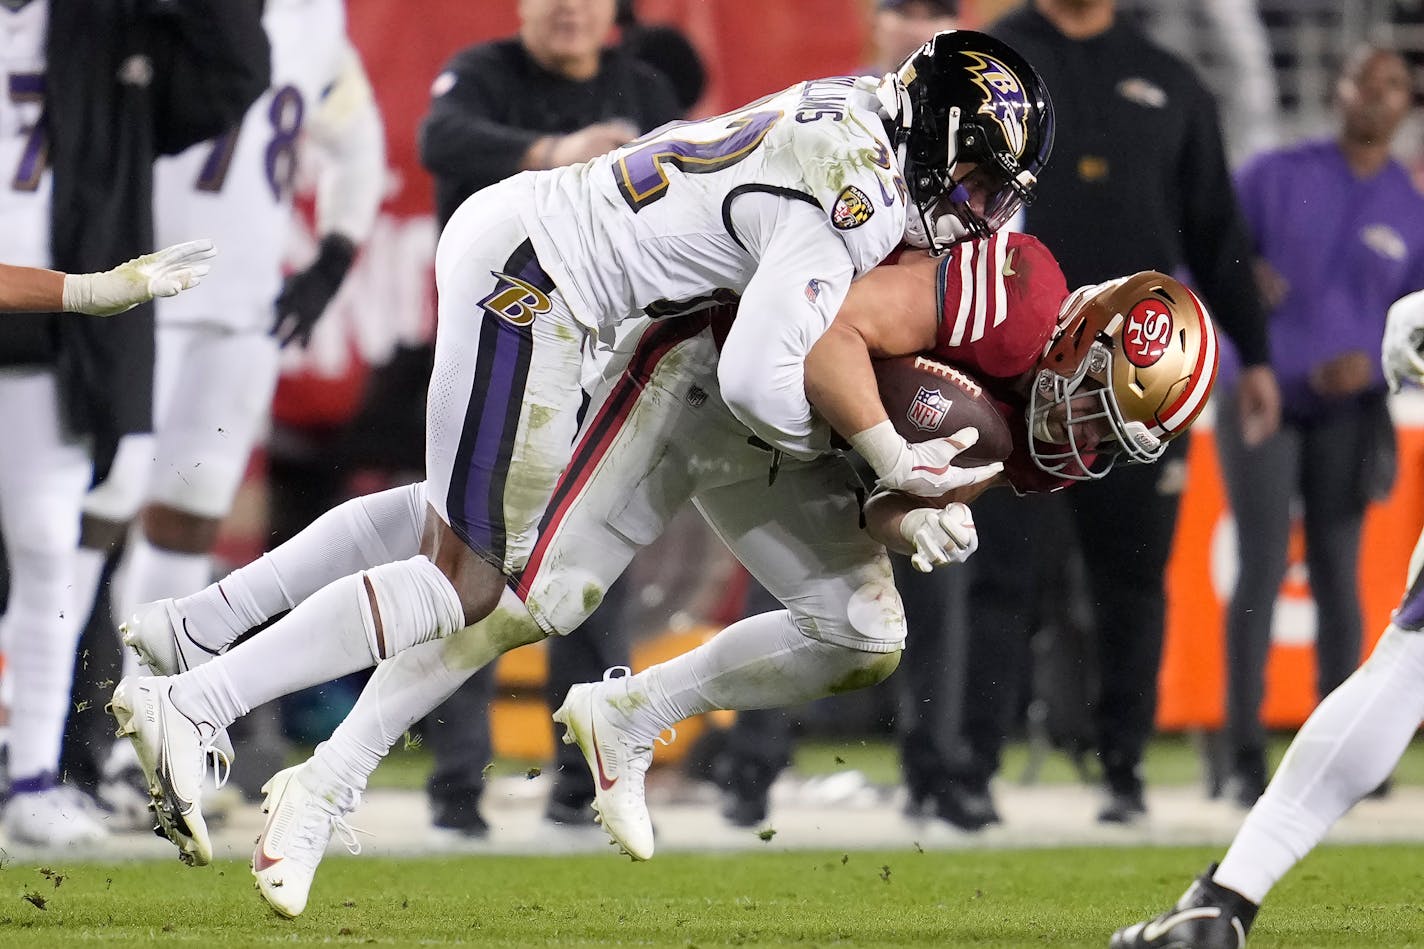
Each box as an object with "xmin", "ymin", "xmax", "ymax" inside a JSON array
[
  {"xmin": 310, "ymin": 639, "xmax": 464, "ymax": 795},
  {"xmin": 117, "ymin": 535, "xmax": 213, "ymax": 623},
  {"xmin": 170, "ymin": 572, "xmax": 380, "ymax": 729},
  {"xmin": 1214, "ymin": 626, "xmax": 1424, "ymax": 903},
  {"xmin": 168, "ymin": 555, "xmax": 464, "ymax": 729},
  {"xmin": 606, "ymin": 611, "xmax": 897, "ymax": 745},
  {"xmin": 3, "ymin": 546, "xmax": 85, "ymax": 783},
  {"xmin": 308, "ymin": 588, "xmax": 542, "ymax": 795},
  {"xmin": 72, "ymin": 541, "xmax": 141, "ymax": 683},
  {"xmin": 72, "ymin": 545, "xmax": 109, "ymax": 632},
  {"xmin": 177, "ymin": 483, "xmax": 425, "ymax": 651}
]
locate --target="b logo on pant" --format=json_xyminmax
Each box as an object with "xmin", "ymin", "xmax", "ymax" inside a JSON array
[{"xmin": 480, "ymin": 272, "xmax": 552, "ymax": 326}]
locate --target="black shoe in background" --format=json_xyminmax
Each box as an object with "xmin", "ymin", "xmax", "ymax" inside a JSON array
[
  {"xmin": 714, "ymin": 757, "xmax": 775, "ymax": 828},
  {"xmin": 1099, "ymin": 766, "xmax": 1147, "ymax": 824},
  {"xmin": 933, "ymin": 780, "xmax": 1001, "ymax": 832},
  {"xmin": 544, "ymin": 779, "xmax": 596, "ymax": 826},
  {"xmin": 1225, "ymin": 747, "xmax": 1268, "ymax": 809},
  {"xmin": 1110, "ymin": 862, "xmax": 1259, "ymax": 948},
  {"xmin": 431, "ymin": 787, "xmax": 489, "ymax": 838},
  {"xmin": 722, "ymin": 785, "xmax": 769, "ymax": 828}
]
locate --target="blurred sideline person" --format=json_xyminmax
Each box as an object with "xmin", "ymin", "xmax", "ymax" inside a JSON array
[
  {"xmin": 868, "ymin": 0, "xmax": 959, "ymax": 74},
  {"xmin": 1123, "ymin": 0, "xmax": 1279, "ymax": 167},
  {"xmin": 715, "ymin": 0, "xmax": 996, "ymax": 831},
  {"xmin": 410, "ymin": 0, "xmax": 680, "ymax": 833},
  {"xmin": 0, "ymin": 0, "xmax": 268, "ymax": 848},
  {"xmin": 111, "ymin": 29, "xmax": 1054, "ymax": 880},
  {"xmin": 74, "ymin": 0, "xmax": 383, "ymax": 818},
  {"xmin": 1110, "ymin": 289, "xmax": 1424, "ymax": 949},
  {"xmin": 965, "ymin": 0, "xmax": 1279, "ymax": 824},
  {"xmin": 1216, "ymin": 44, "xmax": 1424, "ymax": 807},
  {"xmin": 616, "ymin": 0, "xmax": 706, "ymax": 114}
]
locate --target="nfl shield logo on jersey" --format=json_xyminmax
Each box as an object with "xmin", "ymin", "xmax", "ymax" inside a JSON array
[
  {"xmin": 908, "ymin": 386, "xmax": 950, "ymax": 432},
  {"xmin": 831, "ymin": 185, "xmax": 874, "ymax": 230}
]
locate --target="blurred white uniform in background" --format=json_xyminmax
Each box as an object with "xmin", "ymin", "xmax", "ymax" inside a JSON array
[
  {"xmin": 83, "ymin": 0, "xmax": 383, "ymax": 609},
  {"xmin": 69, "ymin": 0, "xmax": 383, "ymax": 829}
]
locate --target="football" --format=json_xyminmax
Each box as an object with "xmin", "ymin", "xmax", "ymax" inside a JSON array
[{"xmin": 874, "ymin": 354, "xmax": 1014, "ymax": 466}]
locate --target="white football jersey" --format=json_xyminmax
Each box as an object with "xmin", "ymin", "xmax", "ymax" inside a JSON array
[
  {"xmin": 154, "ymin": 0, "xmax": 349, "ymax": 328},
  {"xmin": 0, "ymin": 0, "xmax": 49, "ymax": 269},
  {"xmin": 520, "ymin": 75, "xmax": 908, "ymax": 333}
]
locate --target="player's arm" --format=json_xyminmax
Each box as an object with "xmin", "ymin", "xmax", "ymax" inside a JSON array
[
  {"xmin": 718, "ymin": 193, "xmax": 855, "ymax": 460},
  {"xmin": 45, "ymin": 241, "xmax": 216, "ymax": 316},
  {"xmin": 273, "ymin": 42, "xmax": 386, "ymax": 347},
  {"xmin": 0, "ymin": 263, "xmax": 64, "ymax": 313},
  {"xmin": 803, "ymin": 252, "xmax": 941, "ymax": 437}
]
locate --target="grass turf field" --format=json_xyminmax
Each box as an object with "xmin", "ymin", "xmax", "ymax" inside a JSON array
[{"xmin": 2, "ymin": 845, "xmax": 1422, "ymax": 947}]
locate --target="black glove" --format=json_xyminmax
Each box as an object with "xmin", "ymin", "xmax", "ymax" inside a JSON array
[{"xmin": 271, "ymin": 233, "xmax": 357, "ymax": 348}]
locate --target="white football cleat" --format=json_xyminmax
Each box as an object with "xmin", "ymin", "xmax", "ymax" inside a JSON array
[
  {"xmin": 1, "ymin": 786, "xmax": 109, "ymax": 847},
  {"xmin": 121, "ymin": 599, "xmax": 234, "ymax": 763},
  {"xmin": 108, "ymin": 676, "xmax": 227, "ymax": 866},
  {"xmin": 553, "ymin": 669, "xmax": 660, "ymax": 861},
  {"xmin": 253, "ymin": 765, "xmax": 362, "ymax": 918},
  {"xmin": 121, "ymin": 598, "xmax": 223, "ymax": 676}
]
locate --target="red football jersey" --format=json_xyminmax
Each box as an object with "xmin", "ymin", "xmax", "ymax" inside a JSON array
[{"xmin": 929, "ymin": 232, "xmax": 1074, "ymax": 493}]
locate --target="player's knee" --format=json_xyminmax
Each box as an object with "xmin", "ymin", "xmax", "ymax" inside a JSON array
[
  {"xmin": 827, "ymin": 646, "xmax": 902, "ymax": 694},
  {"xmin": 360, "ymin": 555, "xmax": 467, "ymax": 661},
  {"xmin": 441, "ymin": 589, "xmax": 547, "ymax": 672},
  {"xmin": 141, "ymin": 503, "xmax": 220, "ymax": 554},
  {"xmin": 794, "ymin": 568, "xmax": 906, "ymax": 650},
  {"xmin": 483, "ymin": 591, "xmax": 547, "ymax": 653}
]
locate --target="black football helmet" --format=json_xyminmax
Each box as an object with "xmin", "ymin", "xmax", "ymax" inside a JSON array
[{"xmin": 878, "ymin": 30, "xmax": 1055, "ymax": 252}]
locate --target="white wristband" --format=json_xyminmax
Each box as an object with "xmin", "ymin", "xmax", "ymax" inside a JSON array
[
  {"xmin": 60, "ymin": 273, "xmax": 91, "ymax": 314},
  {"xmin": 846, "ymin": 420, "xmax": 905, "ymax": 481}
]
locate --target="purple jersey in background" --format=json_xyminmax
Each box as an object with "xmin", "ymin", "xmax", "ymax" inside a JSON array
[{"xmin": 1220, "ymin": 139, "xmax": 1424, "ymax": 418}]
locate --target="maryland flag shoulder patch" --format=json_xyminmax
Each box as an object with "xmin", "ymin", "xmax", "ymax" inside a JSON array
[{"xmin": 831, "ymin": 185, "xmax": 874, "ymax": 230}]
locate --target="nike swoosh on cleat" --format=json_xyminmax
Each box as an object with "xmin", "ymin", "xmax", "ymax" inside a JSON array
[
  {"xmin": 910, "ymin": 462, "xmax": 953, "ymax": 475},
  {"xmin": 590, "ymin": 720, "xmax": 618, "ymax": 791},
  {"xmin": 253, "ymin": 843, "xmax": 282, "ymax": 872},
  {"xmin": 1140, "ymin": 907, "xmax": 1222, "ymax": 943}
]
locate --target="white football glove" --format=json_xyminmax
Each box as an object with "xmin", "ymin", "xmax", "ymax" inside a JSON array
[
  {"xmin": 899, "ymin": 502, "xmax": 978, "ymax": 573},
  {"xmin": 848, "ymin": 419, "xmax": 1003, "ymax": 498},
  {"xmin": 62, "ymin": 238, "xmax": 216, "ymax": 316},
  {"xmin": 1383, "ymin": 289, "xmax": 1424, "ymax": 393}
]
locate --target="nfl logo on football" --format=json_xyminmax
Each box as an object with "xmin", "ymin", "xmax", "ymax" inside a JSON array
[{"xmin": 908, "ymin": 386, "xmax": 950, "ymax": 432}]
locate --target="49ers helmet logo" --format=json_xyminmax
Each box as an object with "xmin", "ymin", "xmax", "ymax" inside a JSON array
[{"xmin": 1124, "ymin": 298, "xmax": 1173, "ymax": 368}]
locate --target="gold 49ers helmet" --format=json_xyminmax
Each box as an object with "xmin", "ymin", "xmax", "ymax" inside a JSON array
[{"xmin": 1027, "ymin": 271, "xmax": 1220, "ymax": 480}]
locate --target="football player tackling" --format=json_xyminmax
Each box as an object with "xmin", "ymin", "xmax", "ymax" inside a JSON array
[
  {"xmin": 110, "ymin": 27, "xmax": 1054, "ymax": 868},
  {"xmin": 121, "ymin": 223, "xmax": 1218, "ymax": 917}
]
